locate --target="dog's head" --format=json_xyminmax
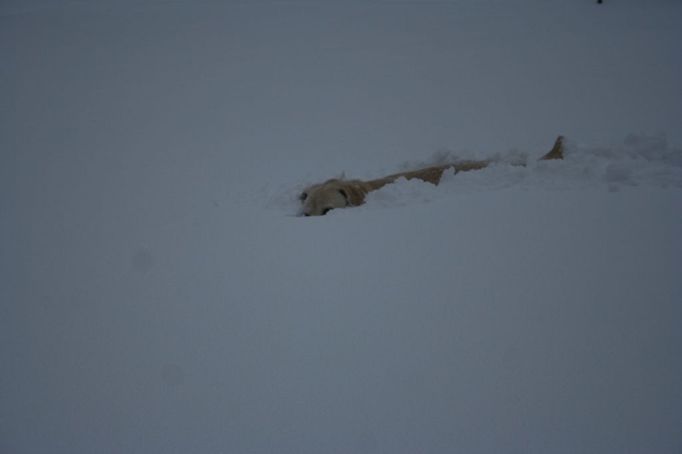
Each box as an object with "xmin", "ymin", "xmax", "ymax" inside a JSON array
[{"xmin": 299, "ymin": 179, "xmax": 351, "ymax": 216}]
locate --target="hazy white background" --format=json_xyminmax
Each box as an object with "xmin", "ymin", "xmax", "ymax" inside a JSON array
[{"xmin": 2, "ymin": 1, "xmax": 681, "ymax": 453}]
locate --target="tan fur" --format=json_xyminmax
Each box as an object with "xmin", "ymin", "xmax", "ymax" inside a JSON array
[
  {"xmin": 300, "ymin": 136, "xmax": 564, "ymax": 216},
  {"xmin": 539, "ymin": 135, "xmax": 565, "ymax": 161}
]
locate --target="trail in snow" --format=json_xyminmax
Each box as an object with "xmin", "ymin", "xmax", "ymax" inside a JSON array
[{"xmin": 274, "ymin": 134, "xmax": 682, "ymax": 216}]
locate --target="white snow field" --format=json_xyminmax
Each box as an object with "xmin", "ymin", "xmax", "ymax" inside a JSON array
[{"xmin": 2, "ymin": 1, "xmax": 682, "ymax": 453}]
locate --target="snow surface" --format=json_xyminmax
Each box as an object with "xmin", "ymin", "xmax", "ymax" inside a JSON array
[{"xmin": 2, "ymin": 1, "xmax": 682, "ymax": 453}]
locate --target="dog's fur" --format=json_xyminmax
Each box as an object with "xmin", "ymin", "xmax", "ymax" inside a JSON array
[{"xmin": 300, "ymin": 136, "xmax": 565, "ymax": 216}]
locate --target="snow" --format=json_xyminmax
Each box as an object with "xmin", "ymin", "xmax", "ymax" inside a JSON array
[{"xmin": 2, "ymin": 1, "xmax": 682, "ymax": 453}]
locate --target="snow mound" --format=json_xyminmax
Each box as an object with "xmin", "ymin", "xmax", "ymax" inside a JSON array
[{"xmin": 336, "ymin": 134, "xmax": 682, "ymax": 214}]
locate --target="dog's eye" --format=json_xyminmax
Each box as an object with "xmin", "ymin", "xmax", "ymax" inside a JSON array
[
  {"xmin": 322, "ymin": 207, "xmax": 332, "ymax": 215},
  {"xmin": 299, "ymin": 192, "xmax": 307, "ymax": 201}
]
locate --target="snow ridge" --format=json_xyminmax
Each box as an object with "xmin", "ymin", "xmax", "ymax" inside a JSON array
[{"xmin": 281, "ymin": 134, "xmax": 682, "ymax": 216}]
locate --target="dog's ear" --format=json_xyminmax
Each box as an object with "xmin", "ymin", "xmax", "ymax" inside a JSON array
[
  {"xmin": 338, "ymin": 189, "xmax": 349, "ymax": 206},
  {"xmin": 339, "ymin": 185, "xmax": 368, "ymax": 207}
]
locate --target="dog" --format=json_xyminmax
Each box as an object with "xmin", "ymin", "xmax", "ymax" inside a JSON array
[{"xmin": 300, "ymin": 136, "xmax": 565, "ymax": 216}]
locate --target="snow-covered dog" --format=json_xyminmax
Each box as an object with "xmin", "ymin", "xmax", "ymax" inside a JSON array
[{"xmin": 300, "ymin": 136, "xmax": 565, "ymax": 216}]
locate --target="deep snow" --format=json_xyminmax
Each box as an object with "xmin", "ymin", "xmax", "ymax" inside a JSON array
[{"xmin": 2, "ymin": 1, "xmax": 682, "ymax": 453}]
